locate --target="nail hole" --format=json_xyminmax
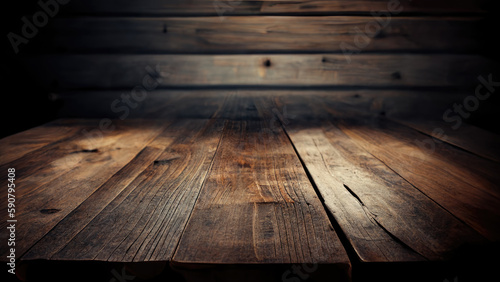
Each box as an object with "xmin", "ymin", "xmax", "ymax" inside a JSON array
[
  {"xmin": 391, "ymin": 72, "xmax": 402, "ymax": 80},
  {"xmin": 40, "ymin": 209, "xmax": 61, "ymax": 214},
  {"xmin": 263, "ymin": 59, "xmax": 271, "ymax": 67}
]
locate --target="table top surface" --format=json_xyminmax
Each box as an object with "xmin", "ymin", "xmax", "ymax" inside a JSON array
[{"xmin": 1, "ymin": 95, "xmax": 499, "ymax": 271}]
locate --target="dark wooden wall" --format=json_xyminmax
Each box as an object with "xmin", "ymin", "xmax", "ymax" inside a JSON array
[{"xmin": 3, "ymin": 0, "xmax": 500, "ymax": 137}]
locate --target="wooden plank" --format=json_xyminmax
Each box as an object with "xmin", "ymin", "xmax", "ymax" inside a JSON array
[
  {"xmin": 23, "ymin": 54, "xmax": 497, "ymax": 89},
  {"xmin": 46, "ymin": 119, "xmax": 224, "ymax": 261},
  {"xmin": 393, "ymin": 118, "xmax": 500, "ymax": 163},
  {"xmin": 64, "ymin": 0, "xmax": 264, "ymax": 16},
  {"xmin": 32, "ymin": 16, "xmax": 483, "ymax": 54},
  {"xmin": 0, "ymin": 119, "xmax": 167, "ymax": 259},
  {"xmin": 21, "ymin": 122, "xmax": 175, "ymax": 260},
  {"xmin": 173, "ymin": 120, "xmax": 350, "ymax": 268},
  {"xmin": 152, "ymin": 91, "xmax": 230, "ymax": 119},
  {"xmin": 61, "ymin": 0, "xmax": 488, "ymax": 16},
  {"xmin": 0, "ymin": 119, "xmax": 78, "ymax": 166},
  {"xmin": 54, "ymin": 91, "xmax": 228, "ymax": 119},
  {"xmin": 0, "ymin": 120, "xmax": 161, "ymax": 202},
  {"xmin": 284, "ymin": 119, "xmax": 486, "ymax": 262},
  {"xmin": 214, "ymin": 91, "xmax": 266, "ymax": 120},
  {"xmin": 260, "ymin": 0, "xmax": 489, "ymax": 14},
  {"xmin": 53, "ymin": 89, "xmax": 471, "ymax": 121},
  {"xmin": 330, "ymin": 116, "xmax": 500, "ymax": 241},
  {"xmin": 0, "ymin": 119, "xmax": 133, "ymax": 204}
]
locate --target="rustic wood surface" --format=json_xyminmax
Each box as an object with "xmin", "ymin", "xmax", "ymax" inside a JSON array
[
  {"xmin": 28, "ymin": 16, "xmax": 483, "ymax": 54},
  {"xmin": 173, "ymin": 120, "xmax": 349, "ymax": 265},
  {"xmin": 1, "ymin": 96, "xmax": 498, "ymax": 263},
  {"xmin": 1, "ymin": 96, "xmax": 498, "ymax": 280},
  {"xmin": 53, "ymin": 89, "xmax": 473, "ymax": 122},
  {"xmin": 3, "ymin": 0, "xmax": 499, "ymax": 280},
  {"xmin": 0, "ymin": 120, "xmax": 80, "ymax": 166},
  {"xmin": 60, "ymin": 0, "xmax": 489, "ymax": 16},
  {"xmin": 0, "ymin": 119, "xmax": 168, "ymax": 259},
  {"xmin": 285, "ymin": 119, "xmax": 486, "ymax": 262},
  {"xmin": 393, "ymin": 118, "xmax": 500, "ymax": 163},
  {"xmin": 23, "ymin": 54, "xmax": 497, "ymax": 90},
  {"xmin": 24, "ymin": 119, "xmax": 224, "ymax": 261},
  {"xmin": 331, "ymin": 116, "xmax": 500, "ymax": 241}
]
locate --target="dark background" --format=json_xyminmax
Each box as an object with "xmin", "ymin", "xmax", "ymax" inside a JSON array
[{"xmin": 2, "ymin": 0, "xmax": 500, "ymax": 138}]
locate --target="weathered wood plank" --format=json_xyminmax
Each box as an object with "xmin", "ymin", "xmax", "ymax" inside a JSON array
[
  {"xmin": 173, "ymin": 120, "xmax": 350, "ymax": 267},
  {"xmin": 260, "ymin": 0, "xmax": 489, "ymax": 14},
  {"xmin": 393, "ymin": 118, "xmax": 500, "ymax": 163},
  {"xmin": 33, "ymin": 16, "xmax": 483, "ymax": 53},
  {"xmin": 151, "ymin": 91, "xmax": 230, "ymax": 119},
  {"xmin": 53, "ymin": 89, "xmax": 472, "ymax": 122},
  {"xmin": 21, "ymin": 122, "xmax": 175, "ymax": 260},
  {"xmin": 0, "ymin": 120, "xmax": 134, "ymax": 205},
  {"xmin": 214, "ymin": 91, "xmax": 266, "ymax": 120},
  {"xmin": 0, "ymin": 119, "xmax": 168, "ymax": 260},
  {"xmin": 331, "ymin": 116, "xmax": 500, "ymax": 241},
  {"xmin": 61, "ymin": 0, "xmax": 488, "ymax": 16},
  {"xmin": 63, "ymin": 0, "xmax": 263, "ymax": 16},
  {"xmin": 0, "ymin": 120, "xmax": 161, "ymax": 202},
  {"xmin": 54, "ymin": 91, "xmax": 228, "ymax": 120},
  {"xmin": 0, "ymin": 119, "xmax": 78, "ymax": 166},
  {"xmin": 284, "ymin": 119, "xmax": 486, "ymax": 262},
  {"xmin": 23, "ymin": 54, "xmax": 497, "ymax": 89},
  {"xmin": 47, "ymin": 119, "xmax": 224, "ymax": 261}
]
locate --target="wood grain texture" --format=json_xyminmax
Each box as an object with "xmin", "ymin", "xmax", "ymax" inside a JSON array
[
  {"xmin": 61, "ymin": 0, "xmax": 488, "ymax": 16},
  {"xmin": 0, "ymin": 119, "xmax": 79, "ymax": 166},
  {"xmin": 23, "ymin": 54, "xmax": 497, "ymax": 89},
  {"xmin": 63, "ymin": 0, "xmax": 263, "ymax": 16},
  {"xmin": 173, "ymin": 120, "xmax": 350, "ymax": 266},
  {"xmin": 393, "ymin": 118, "xmax": 500, "ymax": 163},
  {"xmin": 33, "ymin": 16, "xmax": 483, "ymax": 54},
  {"xmin": 0, "ymin": 120, "xmax": 162, "ymax": 203},
  {"xmin": 53, "ymin": 89, "xmax": 471, "ymax": 122},
  {"xmin": 21, "ymin": 124, "xmax": 175, "ymax": 260},
  {"xmin": 332, "ymin": 116, "xmax": 500, "ymax": 241},
  {"xmin": 259, "ymin": 0, "xmax": 489, "ymax": 14},
  {"xmin": 45, "ymin": 119, "xmax": 224, "ymax": 262},
  {"xmin": 54, "ymin": 90, "xmax": 229, "ymax": 120},
  {"xmin": 0, "ymin": 120, "xmax": 167, "ymax": 260},
  {"xmin": 284, "ymin": 119, "xmax": 486, "ymax": 262}
]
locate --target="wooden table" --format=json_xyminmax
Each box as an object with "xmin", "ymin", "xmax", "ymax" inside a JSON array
[{"xmin": 1, "ymin": 94, "xmax": 499, "ymax": 282}]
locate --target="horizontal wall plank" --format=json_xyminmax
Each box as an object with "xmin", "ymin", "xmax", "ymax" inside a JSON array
[
  {"xmin": 61, "ymin": 0, "xmax": 488, "ymax": 16},
  {"xmin": 63, "ymin": 0, "xmax": 263, "ymax": 16},
  {"xmin": 260, "ymin": 0, "xmax": 490, "ymax": 15},
  {"xmin": 53, "ymin": 89, "xmax": 474, "ymax": 121},
  {"xmin": 23, "ymin": 54, "xmax": 497, "ymax": 89},
  {"xmin": 30, "ymin": 16, "xmax": 483, "ymax": 54}
]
